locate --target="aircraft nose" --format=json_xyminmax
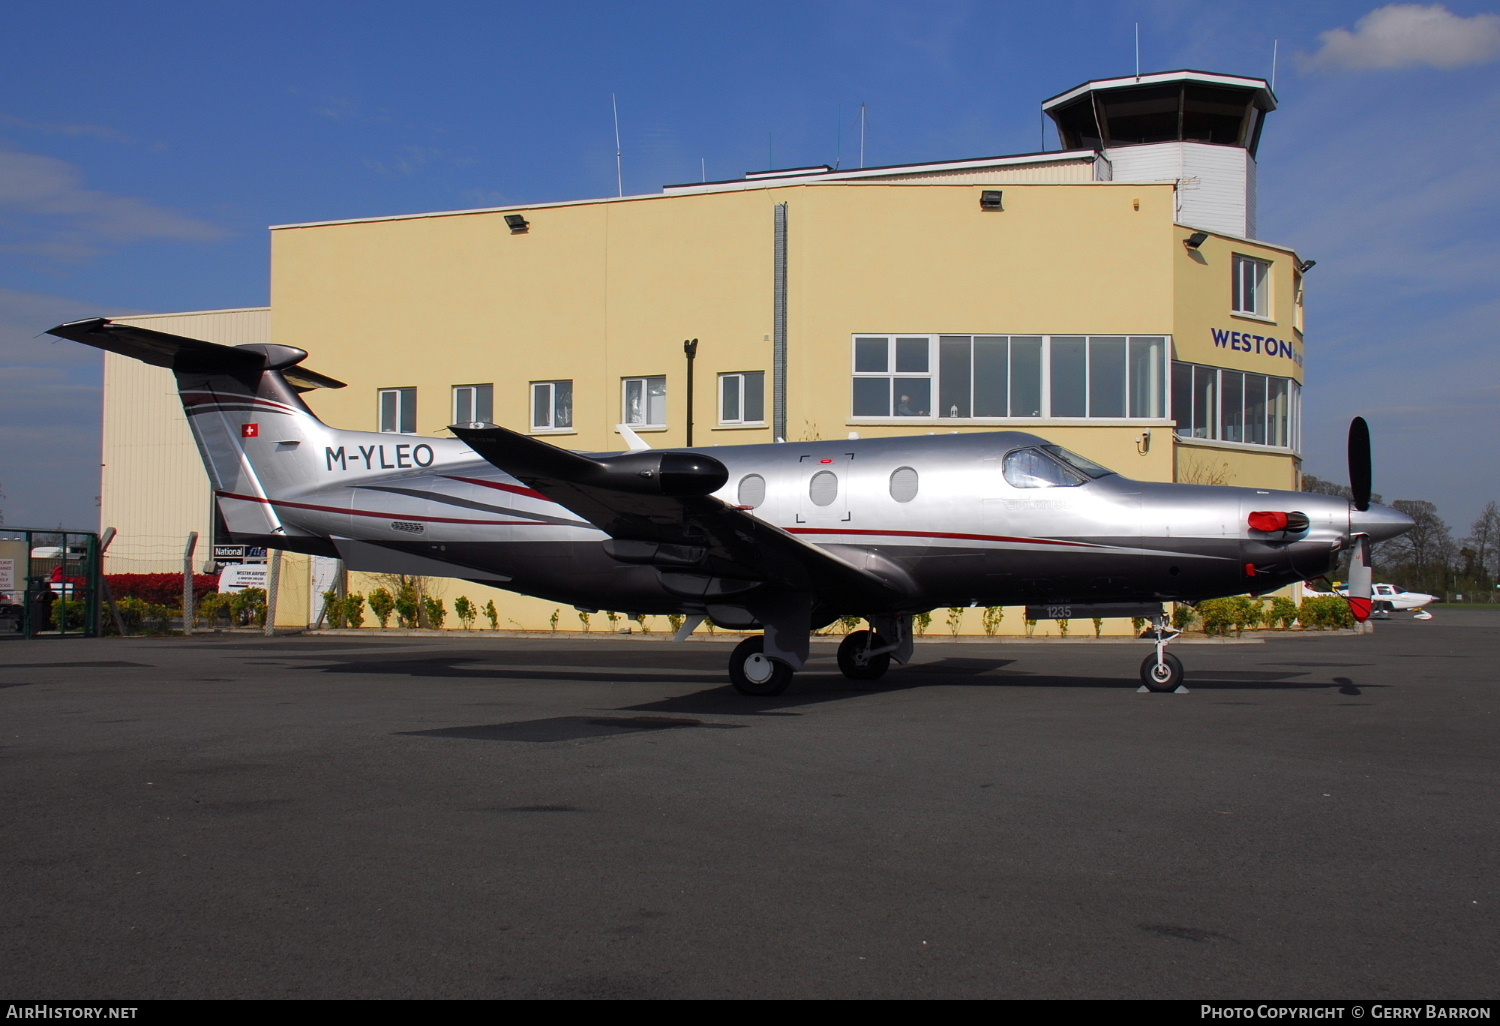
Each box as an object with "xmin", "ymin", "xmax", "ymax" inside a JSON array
[{"xmin": 1351, "ymin": 502, "xmax": 1414, "ymax": 543}]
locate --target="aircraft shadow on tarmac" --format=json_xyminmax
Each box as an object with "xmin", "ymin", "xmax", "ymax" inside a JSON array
[{"xmin": 279, "ymin": 652, "xmax": 1381, "ymax": 724}]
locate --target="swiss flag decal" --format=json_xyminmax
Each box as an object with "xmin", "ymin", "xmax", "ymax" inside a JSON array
[{"xmin": 241, "ymin": 423, "xmax": 259, "ymax": 438}]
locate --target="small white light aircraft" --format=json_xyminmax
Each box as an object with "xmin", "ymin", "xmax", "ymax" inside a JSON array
[
  {"xmin": 1313, "ymin": 582, "xmax": 1437, "ymax": 618},
  {"xmin": 50, "ymin": 318, "xmax": 1414, "ymax": 694}
]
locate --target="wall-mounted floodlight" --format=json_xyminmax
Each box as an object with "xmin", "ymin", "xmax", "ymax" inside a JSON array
[
  {"xmin": 504, "ymin": 214, "xmax": 530, "ymax": 234},
  {"xmin": 979, "ymin": 190, "xmax": 1003, "ymax": 211},
  {"xmin": 1183, "ymin": 231, "xmax": 1209, "ymax": 250},
  {"xmin": 1297, "ymin": 259, "xmax": 1317, "ymax": 272}
]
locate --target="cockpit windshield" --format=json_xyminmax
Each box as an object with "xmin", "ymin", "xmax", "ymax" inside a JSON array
[
  {"xmin": 1041, "ymin": 445, "xmax": 1114, "ymax": 480},
  {"xmin": 1002, "ymin": 445, "xmax": 1116, "ymax": 489}
]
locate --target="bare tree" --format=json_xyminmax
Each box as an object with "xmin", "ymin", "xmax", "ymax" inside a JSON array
[
  {"xmin": 1382, "ymin": 500, "xmax": 1454, "ymax": 594},
  {"xmin": 1461, "ymin": 500, "xmax": 1499, "ymax": 592}
]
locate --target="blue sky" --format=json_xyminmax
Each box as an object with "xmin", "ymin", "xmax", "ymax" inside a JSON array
[{"xmin": 3, "ymin": 0, "xmax": 1497, "ymax": 541}]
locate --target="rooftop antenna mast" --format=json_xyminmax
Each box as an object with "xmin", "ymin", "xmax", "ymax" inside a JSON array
[
  {"xmin": 612, "ymin": 93, "xmax": 623, "ymax": 197},
  {"xmin": 835, "ymin": 104, "xmax": 842, "ymax": 169},
  {"xmin": 1271, "ymin": 39, "xmax": 1279, "ymax": 91},
  {"xmin": 859, "ymin": 103, "xmax": 866, "ymax": 168},
  {"xmin": 1135, "ymin": 22, "xmax": 1140, "ymax": 80}
]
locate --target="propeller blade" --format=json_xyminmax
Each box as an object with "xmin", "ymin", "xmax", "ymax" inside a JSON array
[
  {"xmin": 1347, "ymin": 535, "xmax": 1374, "ymax": 622},
  {"xmin": 1348, "ymin": 417, "xmax": 1372, "ymax": 512}
]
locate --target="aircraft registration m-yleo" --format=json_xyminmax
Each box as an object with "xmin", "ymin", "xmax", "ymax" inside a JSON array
[{"xmin": 50, "ymin": 317, "xmax": 1414, "ymax": 695}]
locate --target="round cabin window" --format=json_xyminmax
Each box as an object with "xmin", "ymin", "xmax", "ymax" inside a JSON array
[
  {"xmin": 809, "ymin": 470, "xmax": 839, "ymax": 507},
  {"xmin": 889, "ymin": 466, "xmax": 919, "ymax": 502},
  {"xmin": 737, "ymin": 474, "xmax": 766, "ymax": 508}
]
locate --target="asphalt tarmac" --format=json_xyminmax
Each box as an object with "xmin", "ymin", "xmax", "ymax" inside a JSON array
[{"xmin": 1, "ymin": 613, "xmax": 1495, "ymax": 1000}]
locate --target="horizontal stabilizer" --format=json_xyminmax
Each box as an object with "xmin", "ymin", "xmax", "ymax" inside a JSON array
[{"xmin": 46, "ymin": 317, "xmax": 346, "ymax": 390}]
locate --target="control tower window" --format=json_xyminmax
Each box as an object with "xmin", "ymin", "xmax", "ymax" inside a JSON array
[{"xmin": 1233, "ymin": 255, "xmax": 1271, "ymax": 317}]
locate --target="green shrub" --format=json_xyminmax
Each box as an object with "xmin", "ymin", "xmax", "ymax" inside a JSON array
[
  {"xmin": 1298, "ymin": 595, "xmax": 1354, "ymax": 630},
  {"xmin": 577, "ymin": 609, "xmax": 591, "ymax": 632},
  {"xmin": 946, "ymin": 607, "xmax": 964, "ymax": 637},
  {"xmin": 117, "ymin": 596, "xmax": 148, "ymax": 634},
  {"xmin": 667, "ymin": 613, "xmax": 685, "ymax": 635},
  {"xmin": 393, "ymin": 580, "xmax": 420, "ymax": 629},
  {"xmin": 422, "ymin": 596, "xmax": 447, "ymax": 629},
  {"xmin": 49, "ymin": 597, "xmax": 87, "ymax": 631},
  {"xmin": 483, "ymin": 600, "xmax": 499, "ymax": 630},
  {"xmin": 1265, "ymin": 596, "xmax": 1298, "ymax": 630},
  {"xmin": 197, "ymin": 592, "xmax": 232, "ymax": 628},
  {"xmin": 322, "ymin": 590, "xmax": 346, "ymax": 628},
  {"xmin": 1092, "ymin": 616, "xmax": 1104, "ymax": 638},
  {"xmin": 1198, "ymin": 596, "xmax": 1264, "ymax": 636},
  {"xmin": 369, "ymin": 588, "xmax": 395, "ymax": 628},
  {"xmin": 914, "ymin": 610, "xmax": 932, "ymax": 636},
  {"xmin": 454, "ymin": 596, "xmax": 475, "ymax": 630},
  {"xmin": 982, "ymin": 606, "xmax": 1004, "ymax": 636},
  {"xmin": 231, "ymin": 588, "xmax": 267, "ymax": 628},
  {"xmin": 343, "ymin": 593, "xmax": 366, "ymax": 628},
  {"xmin": 549, "ymin": 608, "xmax": 561, "ymax": 632},
  {"xmin": 838, "ymin": 614, "xmax": 862, "ymax": 635},
  {"xmin": 1171, "ymin": 605, "xmax": 1198, "ymax": 631}
]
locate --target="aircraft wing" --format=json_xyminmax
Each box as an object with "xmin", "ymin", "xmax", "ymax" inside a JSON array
[{"xmin": 450, "ymin": 424, "xmax": 908, "ymax": 605}]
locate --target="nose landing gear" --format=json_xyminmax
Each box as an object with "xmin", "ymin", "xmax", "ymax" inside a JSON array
[{"xmin": 1139, "ymin": 615, "xmax": 1186, "ymax": 692}]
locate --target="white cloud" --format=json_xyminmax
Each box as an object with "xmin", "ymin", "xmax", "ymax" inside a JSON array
[
  {"xmin": 0, "ymin": 148, "xmax": 225, "ymax": 244},
  {"xmin": 1304, "ymin": 4, "xmax": 1500, "ymax": 70}
]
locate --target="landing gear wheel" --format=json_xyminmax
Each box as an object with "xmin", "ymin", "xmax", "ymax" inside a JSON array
[
  {"xmin": 837, "ymin": 629, "xmax": 891, "ymax": 680},
  {"xmin": 728, "ymin": 636, "xmax": 794, "ymax": 696},
  {"xmin": 1140, "ymin": 651, "xmax": 1185, "ymax": 692}
]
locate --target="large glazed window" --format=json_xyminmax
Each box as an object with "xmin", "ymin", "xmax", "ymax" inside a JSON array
[
  {"xmin": 854, "ymin": 335, "xmax": 1165, "ymax": 420},
  {"xmin": 1172, "ymin": 361, "xmax": 1300, "ymax": 451},
  {"xmin": 378, "ymin": 387, "xmax": 416, "ymax": 434}
]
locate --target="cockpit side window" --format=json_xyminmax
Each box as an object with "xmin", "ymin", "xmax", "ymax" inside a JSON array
[{"xmin": 1003, "ymin": 447, "xmax": 1085, "ymax": 488}]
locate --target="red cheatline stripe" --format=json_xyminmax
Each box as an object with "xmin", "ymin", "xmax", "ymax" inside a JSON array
[
  {"xmin": 181, "ymin": 392, "xmax": 300, "ymax": 413},
  {"xmin": 786, "ymin": 527, "xmax": 1098, "ymax": 548},
  {"xmin": 216, "ymin": 491, "xmax": 552, "ymax": 526},
  {"xmin": 443, "ymin": 475, "xmax": 553, "ymax": 502}
]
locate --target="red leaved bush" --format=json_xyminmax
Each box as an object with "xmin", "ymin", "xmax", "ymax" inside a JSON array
[{"xmin": 106, "ymin": 573, "xmax": 220, "ymax": 607}]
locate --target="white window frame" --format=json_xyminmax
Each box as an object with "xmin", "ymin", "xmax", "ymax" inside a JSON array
[
  {"xmin": 850, "ymin": 334, "xmax": 1168, "ymax": 421},
  {"xmin": 378, "ymin": 387, "xmax": 416, "ymax": 434},
  {"xmin": 530, "ymin": 380, "xmax": 573, "ymax": 432},
  {"xmin": 1171, "ymin": 360, "xmax": 1301, "ymax": 452},
  {"xmin": 622, "ymin": 375, "xmax": 667, "ymax": 429},
  {"xmin": 1232, "ymin": 255, "xmax": 1271, "ymax": 318},
  {"xmin": 718, "ymin": 371, "xmax": 766, "ymax": 425},
  {"xmin": 451, "ymin": 383, "xmax": 493, "ymax": 427}
]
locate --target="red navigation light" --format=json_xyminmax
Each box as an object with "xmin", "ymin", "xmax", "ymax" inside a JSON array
[
  {"xmin": 819, "ymin": 458, "xmax": 834, "ymax": 464},
  {"xmin": 1248, "ymin": 510, "xmax": 1289, "ymax": 532}
]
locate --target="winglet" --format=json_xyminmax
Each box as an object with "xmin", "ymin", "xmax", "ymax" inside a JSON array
[{"xmin": 616, "ymin": 423, "xmax": 652, "ymax": 451}]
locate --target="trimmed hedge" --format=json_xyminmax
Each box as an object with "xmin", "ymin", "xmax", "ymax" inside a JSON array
[{"xmin": 107, "ymin": 573, "xmax": 220, "ymax": 607}]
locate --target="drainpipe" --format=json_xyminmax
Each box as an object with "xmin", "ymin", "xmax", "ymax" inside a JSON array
[
  {"xmin": 683, "ymin": 337, "xmax": 698, "ymax": 446},
  {"xmin": 773, "ymin": 202, "xmax": 788, "ymax": 442}
]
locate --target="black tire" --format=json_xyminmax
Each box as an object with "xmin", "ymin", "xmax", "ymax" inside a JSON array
[
  {"xmin": 837, "ymin": 629, "xmax": 891, "ymax": 680},
  {"xmin": 1140, "ymin": 651, "xmax": 1185, "ymax": 692},
  {"xmin": 728, "ymin": 635, "xmax": 794, "ymax": 696}
]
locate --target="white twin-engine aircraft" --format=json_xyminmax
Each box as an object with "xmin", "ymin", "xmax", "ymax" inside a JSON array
[{"xmin": 52, "ymin": 318, "xmax": 1414, "ymax": 695}]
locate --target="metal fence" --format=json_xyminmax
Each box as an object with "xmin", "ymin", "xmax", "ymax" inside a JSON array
[{"xmin": 0, "ymin": 529, "xmax": 101, "ymax": 639}]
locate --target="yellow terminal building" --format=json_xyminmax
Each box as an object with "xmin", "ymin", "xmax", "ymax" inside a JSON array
[{"xmin": 100, "ymin": 70, "xmax": 1309, "ymax": 635}]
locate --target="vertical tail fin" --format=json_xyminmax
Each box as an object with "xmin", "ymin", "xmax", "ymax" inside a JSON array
[{"xmin": 47, "ymin": 317, "xmax": 347, "ymax": 539}]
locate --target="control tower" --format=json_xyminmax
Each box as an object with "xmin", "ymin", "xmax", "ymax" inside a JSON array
[{"xmin": 1042, "ymin": 70, "xmax": 1276, "ymax": 239}]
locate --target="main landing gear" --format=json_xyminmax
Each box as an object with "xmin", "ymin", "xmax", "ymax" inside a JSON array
[
  {"xmin": 727, "ymin": 636, "xmax": 794, "ymax": 696},
  {"xmin": 1139, "ymin": 615, "xmax": 1186, "ymax": 693},
  {"xmin": 724, "ymin": 616, "xmax": 912, "ymax": 696}
]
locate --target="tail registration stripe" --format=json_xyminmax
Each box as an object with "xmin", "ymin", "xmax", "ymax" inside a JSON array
[{"xmin": 215, "ymin": 491, "xmax": 554, "ymax": 527}]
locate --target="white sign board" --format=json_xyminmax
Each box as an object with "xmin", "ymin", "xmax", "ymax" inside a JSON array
[
  {"xmin": 0, "ymin": 559, "xmax": 13, "ymax": 592},
  {"xmin": 218, "ymin": 564, "xmax": 270, "ymax": 593}
]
